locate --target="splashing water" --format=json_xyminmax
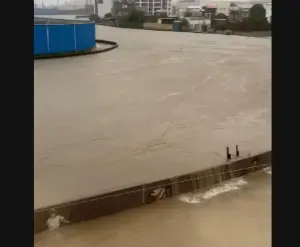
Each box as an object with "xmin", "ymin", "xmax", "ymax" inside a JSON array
[
  {"xmin": 178, "ymin": 178, "xmax": 248, "ymax": 204},
  {"xmin": 263, "ymin": 167, "xmax": 272, "ymax": 175}
]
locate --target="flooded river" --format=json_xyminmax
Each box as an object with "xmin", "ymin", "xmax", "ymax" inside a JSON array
[{"xmin": 34, "ymin": 26, "xmax": 271, "ymax": 209}]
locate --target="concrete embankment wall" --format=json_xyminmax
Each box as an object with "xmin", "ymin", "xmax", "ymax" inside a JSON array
[{"xmin": 34, "ymin": 151, "xmax": 271, "ymax": 233}]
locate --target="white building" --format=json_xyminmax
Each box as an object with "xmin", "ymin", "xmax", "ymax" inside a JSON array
[
  {"xmin": 167, "ymin": 0, "xmax": 173, "ymax": 16},
  {"xmin": 176, "ymin": 0, "xmax": 201, "ymax": 10},
  {"xmin": 264, "ymin": 2, "xmax": 272, "ymax": 22},
  {"xmin": 134, "ymin": 0, "xmax": 168, "ymax": 15},
  {"xmin": 175, "ymin": 0, "xmax": 201, "ymax": 17},
  {"xmin": 133, "ymin": 0, "xmax": 208, "ymax": 17}
]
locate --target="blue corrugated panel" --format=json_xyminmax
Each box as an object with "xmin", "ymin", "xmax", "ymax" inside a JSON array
[
  {"xmin": 75, "ymin": 23, "xmax": 96, "ymax": 51},
  {"xmin": 48, "ymin": 24, "xmax": 76, "ymax": 54},
  {"xmin": 34, "ymin": 25, "xmax": 49, "ymax": 55},
  {"xmin": 34, "ymin": 22, "xmax": 96, "ymax": 56}
]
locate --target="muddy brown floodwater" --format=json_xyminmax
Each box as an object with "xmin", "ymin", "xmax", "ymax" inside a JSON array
[
  {"xmin": 35, "ymin": 171, "xmax": 271, "ymax": 247},
  {"xmin": 34, "ymin": 26, "xmax": 271, "ymax": 209}
]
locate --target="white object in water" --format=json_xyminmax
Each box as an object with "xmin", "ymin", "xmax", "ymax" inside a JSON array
[{"xmin": 263, "ymin": 167, "xmax": 272, "ymax": 175}]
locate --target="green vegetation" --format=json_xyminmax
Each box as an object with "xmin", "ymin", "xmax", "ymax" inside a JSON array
[
  {"xmin": 223, "ymin": 4, "xmax": 270, "ymax": 32},
  {"xmin": 249, "ymin": 4, "xmax": 266, "ymax": 22},
  {"xmin": 118, "ymin": 9, "xmax": 145, "ymax": 29},
  {"xmin": 246, "ymin": 4, "xmax": 270, "ymax": 30},
  {"xmin": 144, "ymin": 15, "xmax": 158, "ymax": 23},
  {"xmin": 127, "ymin": 9, "xmax": 145, "ymax": 23},
  {"xmin": 89, "ymin": 13, "xmax": 101, "ymax": 23},
  {"xmin": 181, "ymin": 18, "xmax": 190, "ymax": 30},
  {"xmin": 104, "ymin": 13, "xmax": 112, "ymax": 18}
]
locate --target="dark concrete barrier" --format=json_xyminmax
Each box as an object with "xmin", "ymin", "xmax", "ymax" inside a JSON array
[
  {"xmin": 34, "ymin": 17, "xmax": 89, "ymax": 24},
  {"xmin": 34, "ymin": 39, "xmax": 118, "ymax": 59},
  {"xmin": 35, "ymin": 150, "xmax": 271, "ymax": 233}
]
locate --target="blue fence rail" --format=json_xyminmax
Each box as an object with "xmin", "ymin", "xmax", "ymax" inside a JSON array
[{"xmin": 34, "ymin": 22, "xmax": 96, "ymax": 55}]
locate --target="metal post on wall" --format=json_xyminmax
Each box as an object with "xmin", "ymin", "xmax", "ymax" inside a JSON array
[
  {"xmin": 46, "ymin": 25, "xmax": 50, "ymax": 53},
  {"xmin": 73, "ymin": 24, "xmax": 77, "ymax": 51},
  {"xmin": 94, "ymin": 0, "xmax": 98, "ymax": 15}
]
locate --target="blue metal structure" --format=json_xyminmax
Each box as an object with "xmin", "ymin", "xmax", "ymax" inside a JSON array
[{"xmin": 34, "ymin": 21, "xmax": 96, "ymax": 56}]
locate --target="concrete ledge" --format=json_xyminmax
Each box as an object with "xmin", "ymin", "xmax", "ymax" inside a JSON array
[
  {"xmin": 34, "ymin": 39, "xmax": 118, "ymax": 60},
  {"xmin": 34, "ymin": 17, "xmax": 92, "ymax": 24},
  {"xmin": 34, "ymin": 150, "xmax": 271, "ymax": 233}
]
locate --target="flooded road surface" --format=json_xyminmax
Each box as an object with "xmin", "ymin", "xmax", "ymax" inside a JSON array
[
  {"xmin": 35, "ymin": 171, "xmax": 271, "ymax": 247},
  {"xmin": 34, "ymin": 26, "xmax": 271, "ymax": 209}
]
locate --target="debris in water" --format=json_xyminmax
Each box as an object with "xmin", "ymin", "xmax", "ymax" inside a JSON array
[{"xmin": 46, "ymin": 209, "xmax": 69, "ymax": 231}]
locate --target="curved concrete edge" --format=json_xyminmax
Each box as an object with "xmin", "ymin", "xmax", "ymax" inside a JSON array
[
  {"xmin": 34, "ymin": 17, "xmax": 94, "ymax": 24},
  {"xmin": 34, "ymin": 151, "xmax": 271, "ymax": 233},
  {"xmin": 34, "ymin": 40, "xmax": 118, "ymax": 60}
]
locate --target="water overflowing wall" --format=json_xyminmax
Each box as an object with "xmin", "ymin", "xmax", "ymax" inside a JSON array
[
  {"xmin": 34, "ymin": 19, "xmax": 96, "ymax": 56},
  {"xmin": 34, "ymin": 151, "xmax": 271, "ymax": 233}
]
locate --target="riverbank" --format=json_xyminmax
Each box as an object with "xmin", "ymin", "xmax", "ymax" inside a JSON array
[{"xmin": 99, "ymin": 22, "xmax": 271, "ymax": 37}]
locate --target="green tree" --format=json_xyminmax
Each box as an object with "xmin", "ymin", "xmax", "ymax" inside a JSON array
[
  {"xmin": 104, "ymin": 13, "xmax": 112, "ymax": 18},
  {"xmin": 181, "ymin": 18, "xmax": 190, "ymax": 29},
  {"xmin": 248, "ymin": 4, "xmax": 270, "ymax": 31},
  {"xmin": 127, "ymin": 9, "xmax": 145, "ymax": 23},
  {"xmin": 249, "ymin": 4, "xmax": 266, "ymax": 22},
  {"xmin": 89, "ymin": 13, "xmax": 101, "ymax": 23}
]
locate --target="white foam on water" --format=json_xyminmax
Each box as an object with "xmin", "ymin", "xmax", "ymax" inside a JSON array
[
  {"xmin": 162, "ymin": 92, "xmax": 184, "ymax": 100},
  {"xmin": 181, "ymin": 195, "xmax": 202, "ymax": 204},
  {"xmin": 263, "ymin": 167, "xmax": 272, "ymax": 175},
  {"xmin": 178, "ymin": 178, "xmax": 248, "ymax": 204}
]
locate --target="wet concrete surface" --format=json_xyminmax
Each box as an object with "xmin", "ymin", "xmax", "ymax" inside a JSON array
[
  {"xmin": 34, "ymin": 26, "xmax": 271, "ymax": 209},
  {"xmin": 34, "ymin": 171, "xmax": 271, "ymax": 247}
]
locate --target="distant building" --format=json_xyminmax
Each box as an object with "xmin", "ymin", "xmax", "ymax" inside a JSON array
[
  {"xmin": 263, "ymin": 2, "xmax": 272, "ymax": 22},
  {"xmin": 175, "ymin": 0, "xmax": 201, "ymax": 17},
  {"xmin": 134, "ymin": 0, "xmax": 168, "ymax": 15},
  {"xmin": 166, "ymin": 0, "xmax": 171, "ymax": 15},
  {"xmin": 84, "ymin": 4, "xmax": 94, "ymax": 13},
  {"xmin": 176, "ymin": 0, "xmax": 200, "ymax": 10},
  {"xmin": 111, "ymin": 0, "xmax": 136, "ymax": 16}
]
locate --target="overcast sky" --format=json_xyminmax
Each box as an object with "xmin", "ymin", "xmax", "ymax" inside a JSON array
[
  {"xmin": 36, "ymin": 0, "xmax": 91, "ymax": 5},
  {"xmin": 35, "ymin": 0, "xmax": 112, "ymax": 16},
  {"xmin": 35, "ymin": 0, "xmax": 271, "ymax": 6}
]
